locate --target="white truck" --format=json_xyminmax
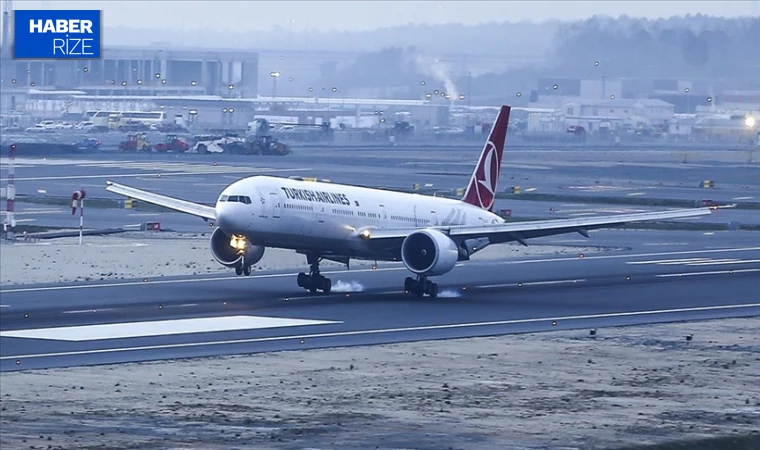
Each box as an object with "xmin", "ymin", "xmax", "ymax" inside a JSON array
[{"xmin": 191, "ymin": 133, "xmax": 247, "ymax": 154}]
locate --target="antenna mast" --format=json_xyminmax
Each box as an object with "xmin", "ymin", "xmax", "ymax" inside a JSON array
[{"xmin": 1, "ymin": 0, "xmax": 11, "ymax": 57}]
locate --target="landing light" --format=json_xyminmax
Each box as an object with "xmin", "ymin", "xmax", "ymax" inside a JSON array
[
  {"xmin": 359, "ymin": 229, "xmax": 371, "ymax": 239},
  {"xmin": 230, "ymin": 235, "xmax": 247, "ymax": 251}
]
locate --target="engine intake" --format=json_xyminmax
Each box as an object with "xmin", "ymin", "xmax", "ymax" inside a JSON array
[
  {"xmin": 210, "ymin": 227, "xmax": 265, "ymax": 268},
  {"xmin": 401, "ymin": 229, "xmax": 459, "ymax": 276}
]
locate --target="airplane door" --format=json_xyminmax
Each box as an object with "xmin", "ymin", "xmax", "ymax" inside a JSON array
[
  {"xmin": 379, "ymin": 204, "xmax": 388, "ymax": 229},
  {"xmin": 430, "ymin": 210, "xmax": 439, "ymax": 226},
  {"xmin": 316, "ymin": 205, "xmax": 326, "ymax": 224},
  {"xmin": 269, "ymin": 192, "xmax": 281, "ymax": 219}
]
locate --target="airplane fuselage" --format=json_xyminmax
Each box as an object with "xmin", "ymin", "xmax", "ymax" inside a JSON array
[{"xmin": 215, "ymin": 175, "xmax": 505, "ymax": 261}]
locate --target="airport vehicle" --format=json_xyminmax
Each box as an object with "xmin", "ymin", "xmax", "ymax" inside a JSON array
[
  {"xmin": 119, "ymin": 132, "xmax": 150, "ymax": 152},
  {"xmin": 105, "ymin": 105, "xmax": 712, "ymax": 298},
  {"xmin": 73, "ymin": 137, "xmax": 102, "ymax": 150},
  {"xmin": 153, "ymin": 134, "xmax": 190, "ymax": 153},
  {"xmin": 108, "ymin": 111, "xmax": 168, "ymax": 130},
  {"xmin": 245, "ymin": 118, "xmax": 292, "ymax": 155},
  {"xmin": 192, "ymin": 133, "xmax": 246, "ymax": 154}
]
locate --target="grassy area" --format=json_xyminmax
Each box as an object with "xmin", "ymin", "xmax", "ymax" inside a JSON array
[
  {"xmin": 496, "ymin": 192, "xmax": 760, "ymax": 210},
  {"xmin": 14, "ymin": 194, "xmax": 195, "ymax": 213},
  {"xmin": 3, "ymin": 224, "xmax": 72, "ymax": 234}
]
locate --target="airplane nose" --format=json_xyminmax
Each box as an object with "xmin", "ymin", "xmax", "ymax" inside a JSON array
[{"xmin": 215, "ymin": 202, "xmax": 238, "ymax": 232}]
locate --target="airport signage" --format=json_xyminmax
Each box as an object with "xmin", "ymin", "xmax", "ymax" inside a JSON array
[{"xmin": 13, "ymin": 9, "xmax": 101, "ymax": 59}]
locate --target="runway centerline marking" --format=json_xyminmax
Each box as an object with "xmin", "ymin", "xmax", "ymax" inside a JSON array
[
  {"xmin": 656, "ymin": 268, "xmax": 760, "ymax": 277},
  {"xmin": 3, "ymin": 303, "xmax": 759, "ymax": 361},
  {"xmin": 2, "ymin": 246, "xmax": 760, "ymax": 294},
  {"xmin": 479, "ymin": 279, "xmax": 585, "ymax": 289},
  {"xmin": 0, "ymin": 315, "xmax": 341, "ymax": 341},
  {"xmin": 62, "ymin": 308, "xmax": 116, "ymax": 314}
]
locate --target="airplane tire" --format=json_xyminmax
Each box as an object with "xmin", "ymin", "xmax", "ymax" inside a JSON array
[
  {"xmin": 322, "ymin": 278, "xmax": 332, "ymax": 294},
  {"xmin": 297, "ymin": 272, "xmax": 308, "ymax": 288},
  {"xmin": 235, "ymin": 266, "xmax": 243, "ymax": 276},
  {"xmin": 243, "ymin": 265, "xmax": 252, "ymax": 276},
  {"xmin": 428, "ymin": 283, "xmax": 438, "ymax": 298},
  {"xmin": 404, "ymin": 277, "xmax": 413, "ymax": 292}
]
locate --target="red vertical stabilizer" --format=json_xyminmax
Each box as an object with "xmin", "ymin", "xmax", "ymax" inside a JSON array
[{"xmin": 461, "ymin": 105, "xmax": 511, "ymax": 211}]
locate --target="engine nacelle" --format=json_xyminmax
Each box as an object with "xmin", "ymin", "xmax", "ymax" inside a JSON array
[
  {"xmin": 401, "ymin": 228, "xmax": 459, "ymax": 276},
  {"xmin": 210, "ymin": 227, "xmax": 265, "ymax": 268}
]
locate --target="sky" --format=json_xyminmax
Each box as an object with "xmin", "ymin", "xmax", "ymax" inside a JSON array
[{"xmin": 8, "ymin": 0, "xmax": 760, "ymax": 32}]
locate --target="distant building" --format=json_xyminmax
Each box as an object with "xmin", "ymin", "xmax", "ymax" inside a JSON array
[
  {"xmin": 0, "ymin": 45, "xmax": 259, "ymax": 115},
  {"xmin": 562, "ymin": 98, "xmax": 675, "ymax": 124}
]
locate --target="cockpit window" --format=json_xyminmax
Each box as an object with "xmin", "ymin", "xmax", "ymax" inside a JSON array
[{"xmin": 219, "ymin": 195, "xmax": 251, "ymax": 204}]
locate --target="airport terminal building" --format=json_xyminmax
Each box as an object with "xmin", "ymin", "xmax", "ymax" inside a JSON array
[{"xmin": 0, "ymin": 45, "xmax": 259, "ymax": 113}]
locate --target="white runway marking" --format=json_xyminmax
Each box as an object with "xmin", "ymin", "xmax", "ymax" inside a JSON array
[
  {"xmin": 479, "ymin": 279, "xmax": 585, "ymax": 289},
  {"xmin": 0, "ymin": 304, "xmax": 9, "ymax": 308},
  {"xmin": 62, "ymin": 308, "xmax": 116, "ymax": 314},
  {"xmin": 628, "ymin": 257, "xmax": 760, "ymax": 266},
  {"xmin": 3, "ymin": 303, "xmax": 758, "ymax": 361},
  {"xmin": 656, "ymin": 268, "xmax": 760, "ymax": 278},
  {"xmin": 2, "ymin": 167, "xmax": 311, "ymax": 182},
  {"xmin": 0, "ymin": 315, "xmax": 341, "ymax": 342},
  {"xmin": 2, "ymin": 247, "xmax": 760, "ymax": 294}
]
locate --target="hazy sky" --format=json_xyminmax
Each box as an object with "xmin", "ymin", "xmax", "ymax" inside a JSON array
[{"xmin": 10, "ymin": 1, "xmax": 760, "ymax": 32}]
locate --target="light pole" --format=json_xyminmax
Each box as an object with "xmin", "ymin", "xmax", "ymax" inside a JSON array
[
  {"xmin": 270, "ymin": 71, "xmax": 281, "ymax": 98},
  {"xmin": 685, "ymin": 87, "xmax": 691, "ymax": 114}
]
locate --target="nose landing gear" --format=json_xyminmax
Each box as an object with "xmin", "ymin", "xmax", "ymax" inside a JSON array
[
  {"xmin": 297, "ymin": 254, "xmax": 332, "ymax": 294},
  {"xmin": 234, "ymin": 256, "xmax": 252, "ymax": 276},
  {"xmin": 404, "ymin": 275, "xmax": 438, "ymax": 298}
]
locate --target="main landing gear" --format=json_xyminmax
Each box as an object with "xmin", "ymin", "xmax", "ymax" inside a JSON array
[
  {"xmin": 297, "ymin": 254, "xmax": 332, "ymax": 294},
  {"xmin": 404, "ymin": 275, "xmax": 438, "ymax": 298}
]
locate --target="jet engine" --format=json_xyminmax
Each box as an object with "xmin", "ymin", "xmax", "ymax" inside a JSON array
[
  {"xmin": 400, "ymin": 229, "xmax": 459, "ymax": 276},
  {"xmin": 210, "ymin": 227, "xmax": 265, "ymax": 268}
]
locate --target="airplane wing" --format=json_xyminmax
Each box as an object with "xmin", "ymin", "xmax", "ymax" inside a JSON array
[
  {"xmin": 362, "ymin": 208, "xmax": 713, "ymax": 247},
  {"xmin": 105, "ymin": 180, "xmax": 216, "ymax": 221}
]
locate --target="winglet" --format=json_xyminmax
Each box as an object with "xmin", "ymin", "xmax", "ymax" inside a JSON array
[{"xmin": 461, "ymin": 105, "xmax": 511, "ymax": 211}]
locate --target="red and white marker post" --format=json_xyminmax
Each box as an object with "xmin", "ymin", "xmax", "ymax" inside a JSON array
[{"xmin": 72, "ymin": 189, "xmax": 86, "ymax": 245}]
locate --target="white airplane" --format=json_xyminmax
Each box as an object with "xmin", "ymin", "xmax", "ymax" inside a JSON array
[{"xmin": 105, "ymin": 105, "xmax": 712, "ymax": 298}]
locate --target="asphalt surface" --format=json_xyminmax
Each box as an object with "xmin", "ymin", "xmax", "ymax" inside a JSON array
[
  {"xmin": 1, "ymin": 147, "xmax": 758, "ymax": 205},
  {"xmin": 1, "ymin": 230, "xmax": 758, "ymax": 372},
  {"xmin": 1, "ymin": 146, "xmax": 758, "ymax": 233}
]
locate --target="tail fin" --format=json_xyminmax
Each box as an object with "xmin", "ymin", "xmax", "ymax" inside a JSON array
[{"xmin": 461, "ymin": 105, "xmax": 511, "ymax": 211}]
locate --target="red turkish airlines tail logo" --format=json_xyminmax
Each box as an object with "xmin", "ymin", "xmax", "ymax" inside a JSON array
[{"xmin": 461, "ymin": 105, "xmax": 511, "ymax": 211}]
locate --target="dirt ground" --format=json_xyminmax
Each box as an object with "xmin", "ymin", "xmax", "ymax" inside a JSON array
[
  {"xmin": 0, "ymin": 232, "xmax": 612, "ymax": 285},
  {"xmin": 1, "ymin": 317, "xmax": 758, "ymax": 450}
]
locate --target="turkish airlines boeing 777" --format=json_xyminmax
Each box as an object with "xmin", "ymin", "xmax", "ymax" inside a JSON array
[{"xmin": 105, "ymin": 105, "xmax": 711, "ymax": 298}]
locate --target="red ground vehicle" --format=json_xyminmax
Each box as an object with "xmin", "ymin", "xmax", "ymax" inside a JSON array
[
  {"xmin": 153, "ymin": 134, "xmax": 189, "ymax": 152},
  {"xmin": 119, "ymin": 133, "xmax": 150, "ymax": 152}
]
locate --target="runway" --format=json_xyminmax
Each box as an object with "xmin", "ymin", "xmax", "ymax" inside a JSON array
[{"xmin": 2, "ymin": 236, "xmax": 759, "ymax": 372}]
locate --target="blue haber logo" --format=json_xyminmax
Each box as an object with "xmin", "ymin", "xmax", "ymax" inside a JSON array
[{"xmin": 13, "ymin": 10, "xmax": 101, "ymax": 59}]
